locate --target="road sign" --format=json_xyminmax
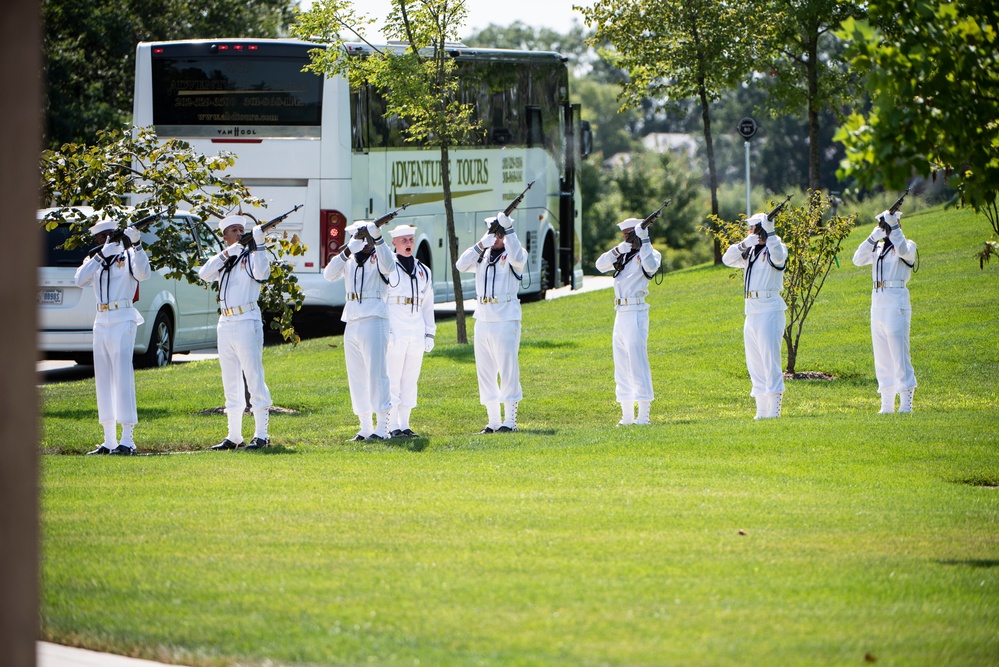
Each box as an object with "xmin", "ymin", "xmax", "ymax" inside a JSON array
[{"xmin": 738, "ymin": 117, "xmax": 758, "ymax": 141}]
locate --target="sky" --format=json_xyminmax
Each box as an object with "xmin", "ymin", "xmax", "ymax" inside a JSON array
[{"xmin": 299, "ymin": 0, "xmax": 589, "ymax": 37}]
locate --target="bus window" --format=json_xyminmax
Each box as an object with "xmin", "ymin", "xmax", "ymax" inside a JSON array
[{"xmin": 150, "ymin": 43, "xmax": 323, "ymax": 137}]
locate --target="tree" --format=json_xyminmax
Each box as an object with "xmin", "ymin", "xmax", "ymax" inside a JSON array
[
  {"xmin": 42, "ymin": 0, "xmax": 297, "ymax": 149},
  {"xmin": 293, "ymin": 0, "xmax": 480, "ymax": 343},
  {"xmin": 579, "ymin": 0, "xmax": 754, "ymax": 264},
  {"xmin": 585, "ymin": 151, "xmax": 703, "ymax": 267},
  {"xmin": 835, "ymin": 0, "xmax": 999, "ymax": 267},
  {"xmin": 40, "ymin": 126, "xmax": 306, "ymax": 343},
  {"xmin": 752, "ymin": 0, "xmax": 865, "ymax": 194},
  {"xmin": 707, "ymin": 191, "xmax": 855, "ymax": 374}
]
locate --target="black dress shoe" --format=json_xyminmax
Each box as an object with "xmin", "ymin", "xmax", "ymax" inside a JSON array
[
  {"xmin": 496, "ymin": 425, "xmax": 517, "ymax": 433},
  {"xmin": 479, "ymin": 426, "xmax": 495, "ymax": 434},
  {"xmin": 348, "ymin": 433, "xmax": 367, "ymax": 442},
  {"xmin": 367, "ymin": 433, "xmax": 385, "ymax": 441},
  {"xmin": 401, "ymin": 428, "xmax": 419, "ymax": 438},
  {"xmin": 390, "ymin": 429, "xmax": 404, "ymax": 438},
  {"xmin": 245, "ymin": 436, "xmax": 271, "ymax": 450},
  {"xmin": 211, "ymin": 439, "xmax": 243, "ymax": 451},
  {"xmin": 109, "ymin": 444, "xmax": 136, "ymax": 456},
  {"xmin": 86, "ymin": 445, "xmax": 112, "ymax": 455}
]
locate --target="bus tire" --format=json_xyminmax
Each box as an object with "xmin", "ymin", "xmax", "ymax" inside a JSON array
[{"xmin": 136, "ymin": 309, "xmax": 174, "ymax": 368}]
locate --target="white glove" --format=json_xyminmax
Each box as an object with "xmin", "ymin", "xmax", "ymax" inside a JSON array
[
  {"xmin": 870, "ymin": 225, "xmax": 886, "ymax": 241},
  {"xmin": 741, "ymin": 234, "xmax": 759, "ymax": 248},
  {"xmin": 614, "ymin": 241, "xmax": 632, "ymax": 255},
  {"xmin": 252, "ymin": 226, "xmax": 265, "ymax": 245},
  {"xmin": 883, "ymin": 211, "xmax": 901, "ymax": 228},
  {"xmin": 101, "ymin": 240, "xmax": 123, "ymax": 257},
  {"xmin": 225, "ymin": 242, "xmax": 243, "ymax": 257},
  {"xmin": 424, "ymin": 336, "xmax": 435, "ymax": 353},
  {"xmin": 761, "ymin": 215, "xmax": 775, "ymax": 234},
  {"xmin": 347, "ymin": 237, "xmax": 366, "ymax": 254},
  {"xmin": 497, "ymin": 211, "xmax": 513, "ymax": 228},
  {"xmin": 366, "ymin": 222, "xmax": 382, "ymax": 240},
  {"xmin": 634, "ymin": 224, "xmax": 649, "ymax": 240},
  {"xmin": 479, "ymin": 233, "xmax": 496, "ymax": 248},
  {"xmin": 124, "ymin": 227, "xmax": 142, "ymax": 244}
]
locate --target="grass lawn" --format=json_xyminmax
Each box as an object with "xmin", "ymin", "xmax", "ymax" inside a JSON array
[{"xmin": 39, "ymin": 207, "xmax": 999, "ymax": 666}]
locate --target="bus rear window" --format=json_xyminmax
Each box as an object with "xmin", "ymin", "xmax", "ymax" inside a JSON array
[{"xmin": 151, "ymin": 55, "xmax": 322, "ymax": 136}]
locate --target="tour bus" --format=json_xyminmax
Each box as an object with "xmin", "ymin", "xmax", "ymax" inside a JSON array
[{"xmin": 132, "ymin": 38, "xmax": 589, "ymax": 315}]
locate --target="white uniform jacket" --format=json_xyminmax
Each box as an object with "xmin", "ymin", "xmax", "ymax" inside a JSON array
[
  {"xmin": 324, "ymin": 239, "xmax": 395, "ymax": 322},
  {"xmin": 199, "ymin": 246, "xmax": 271, "ymax": 322},
  {"xmin": 455, "ymin": 229, "xmax": 528, "ymax": 322},
  {"xmin": 852, "ymin": 227, "xmax": 917, "ymax": 310},
  {"xmin": 386, "ymin": 257, "xmax": 436, "ymax": 338},
  {"xmin": 595, "ymin": 241, "xmax": 662, "ymax": 311},
  {"xmin": 75, "ymin": 245, "xmax": 152, "ymax": 325},
  {"xmin": 722, "ymin": 236, "xmax": 788, "ymax": 314}
]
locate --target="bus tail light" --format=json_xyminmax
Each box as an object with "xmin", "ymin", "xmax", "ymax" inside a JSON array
[{"xmin": 320, "ymin": 209, "xmax": 347, "ymax": 268}]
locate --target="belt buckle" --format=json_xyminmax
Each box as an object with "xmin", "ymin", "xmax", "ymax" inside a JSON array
[{"xmin": 98, "ymin": 303, "xmax": 109, "ymax": 312}]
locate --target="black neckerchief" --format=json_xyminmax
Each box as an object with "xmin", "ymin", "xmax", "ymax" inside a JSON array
[
  {"xmin": 744, "ymin": 244, "xmax": 765, "ymax": 295},
  {"xmin": 613, "ymin": 247, "xmax": 640, "ymax": 278}
]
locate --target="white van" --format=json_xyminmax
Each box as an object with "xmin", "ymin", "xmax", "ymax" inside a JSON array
[{"xmin": 38, "ymin": 207, "xmax": 222, "ymax": 367}]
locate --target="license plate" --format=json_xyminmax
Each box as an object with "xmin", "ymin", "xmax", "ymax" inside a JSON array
[{"xmin": 39, "ymin": 288, "xmax": 63, "ymax": 305}]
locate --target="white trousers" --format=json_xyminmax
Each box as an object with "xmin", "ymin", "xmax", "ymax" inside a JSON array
[
  {"xmin": 345, "ymin": 316, "xmax": 391, "ymax": 415},
  {"xmin": 218, "ymin": 318, "xmax": 271, "ymax": 416},
  {"xmin": 871, "ymin": 307, "xmax": 917, "ymax": 395},
  {"xmin": 744, "ymin": 310, "xmax": 786, "ymax": 397},
  {"xmin": 93, "ymin": 319, "xmax": 138, "ymax": 424},
  {"xmin": 612, "ymin": 309, "xmax": 654, "ymax": 402},
  {"xmin": 387, "ymin": 330, "xmax": 424, "ymax": 410},
  {"xmin": 474, "ymin": 319, "xmax": 522, "ymax": 404}
]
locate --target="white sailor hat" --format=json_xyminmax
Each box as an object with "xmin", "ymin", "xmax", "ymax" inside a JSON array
[
  {"xmin": 747, "ymin": 212, "xmax": 768, "ymax": 228},
  {"xmin": 617, "ymin": 218, "xmax": 642, "ymax": 231},
  {"xmin": 219, "ymin": 214, "xmax": 250, "ymax": 233},
  {"xmin": 346, "ymin": 221, "xmax": 369, "ymax": 236},
  {"xmin": 87, "ymin": 212, "xmax": 118, "ymax": 236},
  {"xmin": 389, "ymin": 224, "xmax": 417, "ymax": 238}
]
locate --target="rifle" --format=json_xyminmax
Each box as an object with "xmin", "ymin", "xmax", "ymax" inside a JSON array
[
  {"xmin": 488, "ymin": 181, "xmax": 535, "ymax": 236},
  {"xmin": 240, "ymin": 204, "xmax": 304, "ymax": 246},
  {"xmin": 88, "ymin": 207, "xmax": 168, "ymax": 257},
  {"xmin": 354, "ymin": 203, "xmax": 410, "ymax": 244},
  {"xmin": 613, "ymin": 200, "xmax": 671, "ymax": 273},
  {"xmin": 878, "ymin": 188, "xmax": 910, "ymax": 233},
  {"xmin": 766, "ymin": 194, "xmax": 793, "ymax": 221},
  {"xmin": 749, "ymin": 194, "xmax": 793, "ymax": 240},
  {"xmin": 640, "ymin": 199, "xmax": 672, "ymax": 230}
]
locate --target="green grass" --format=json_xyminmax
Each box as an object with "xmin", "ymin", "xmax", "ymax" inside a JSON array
[{"xmin": 40, "ymin": 206, "xmax": 999, "ymax": 666}]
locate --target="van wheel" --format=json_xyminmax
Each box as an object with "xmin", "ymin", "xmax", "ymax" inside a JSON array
[{"xmin": 137, "ymin": 310, "xmax": 173, "ymax": 368}]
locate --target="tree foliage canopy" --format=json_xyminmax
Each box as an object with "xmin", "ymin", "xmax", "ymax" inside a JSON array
[
  {"xmin": 835, "ymin": 0, "xmax": 999, "ymax": 241},
  {"xmin": 43, "ymin": 0, "xmax": 297, "ymax": 148}
]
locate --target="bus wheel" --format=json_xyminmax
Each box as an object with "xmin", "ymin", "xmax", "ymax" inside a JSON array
[{"xmin": 137, "ymin": 310, "xmax": 174, "ymax": 368}]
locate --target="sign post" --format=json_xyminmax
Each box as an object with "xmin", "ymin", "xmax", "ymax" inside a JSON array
[{"xmin": 738, "ymin": 117, "xmax": 758, "ymax": 218}]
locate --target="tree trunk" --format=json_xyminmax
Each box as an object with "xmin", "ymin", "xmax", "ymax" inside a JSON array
[
  {"xmin": 699, "ymin": 83, "xmax": 722, "ymax": 264},
  {"xmin": 785, "ymin": 330, "xmax": 797, "ymax": 374},
  {"xmin": 806, "ymin": 34, "xmax": 821, "ymax": 195},
  {"xmin": 440, "ymin": 143, "xmax": 468, "ymax": 343}
]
